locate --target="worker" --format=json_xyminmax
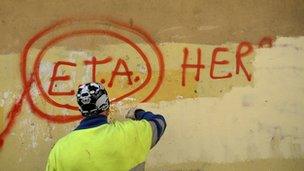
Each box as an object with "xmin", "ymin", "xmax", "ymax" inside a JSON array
[{"xmin": 45, "ymin": 82, "xmax": 166, "ymax": 171}]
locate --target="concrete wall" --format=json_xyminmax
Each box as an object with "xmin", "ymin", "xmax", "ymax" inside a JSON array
[{"xmin": 0, "ymin": 0, "xmax": 303, "ymax": 170}]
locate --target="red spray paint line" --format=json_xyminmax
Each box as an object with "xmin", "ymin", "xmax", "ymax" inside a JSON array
[{"xmin": 0, "ymin": 74, "xmax": 34, "ymax": 147}]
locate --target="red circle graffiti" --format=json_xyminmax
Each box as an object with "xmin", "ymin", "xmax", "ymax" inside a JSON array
[
  {"xmin": 22, "ymin": 19, "xmax": 164, "ymax": 123},
  {"xmin": 0, "ymin": 18, "xmax": 165, "ymax": 147},
  {"xmin": 33, "ymin": 29, "xmax": 153, "ymax": 111}
]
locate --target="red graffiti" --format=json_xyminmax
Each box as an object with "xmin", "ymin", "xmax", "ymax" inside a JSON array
[
  {"xmin": 108, "ymin": 59, "xmax": 134, "ymax": 87},
  {"xmin": 0, "ymin": 17, "xmax": 272, "ymax": 148},
  {"xmin": 0, "ymin": 17, "xmax": 165, "ymax": 148},
  {"xmin": 182, "ymin": 41, "xmax": 256, "ymax": 86},
  {"xmin": 34, "ymin": 29, "xmax": 156, "ymax": 111},
  {"xmin": 84, "ymin": 56, "xmax": 113, "ymax": 83},
  {"xmin": 210, "ymin": 47, "xmax": 232, "ymax": 79},
  {"xmin": 258, "ymin": 36, "xmax": 273, "ymax": 48},
  {"xmin": 0, "ymin": 74, "xmax": 33, "ymax": 147},
  {"xmin": 48, "ymin": 61, "xmax": 76, "ymax": 96},
  {"xmin": 236, "ymin": 41, "xmax": 253, "ymax": 81},
  {"xmin": 181, "ymin": 48, "xmax": 205, "ymax": 86},
  {"xmin": 52, "ymin": 57, "xmax": 139, "ymax": 90}
]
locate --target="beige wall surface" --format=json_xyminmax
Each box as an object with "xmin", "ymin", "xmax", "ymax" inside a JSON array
[{"xmin": 0, "ymin": 0, "xmax": 304, "ymax": 170}]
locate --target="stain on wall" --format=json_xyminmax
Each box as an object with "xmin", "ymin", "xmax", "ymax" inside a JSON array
[{"xmin": 0, "ymin": 0, "xmax": 303, "ymax": 171}]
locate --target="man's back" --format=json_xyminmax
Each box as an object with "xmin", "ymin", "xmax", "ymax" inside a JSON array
[
  {"xmin": 46, "ymin": 120, "xmax": 152, "ymax": 171},
  {"xmin": 46, "ymin": 83, "xmax": 166, "ymax": 171}
]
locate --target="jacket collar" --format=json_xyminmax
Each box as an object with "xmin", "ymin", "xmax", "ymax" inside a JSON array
[{"xmin": 74, "ymin": 115, "xmax": 108, "ymax": 130}]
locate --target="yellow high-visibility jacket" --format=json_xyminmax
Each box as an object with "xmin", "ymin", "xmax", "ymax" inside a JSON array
[{"xmin": 45, "ymin": 119, "xmax": 152, "ymax": 171}]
